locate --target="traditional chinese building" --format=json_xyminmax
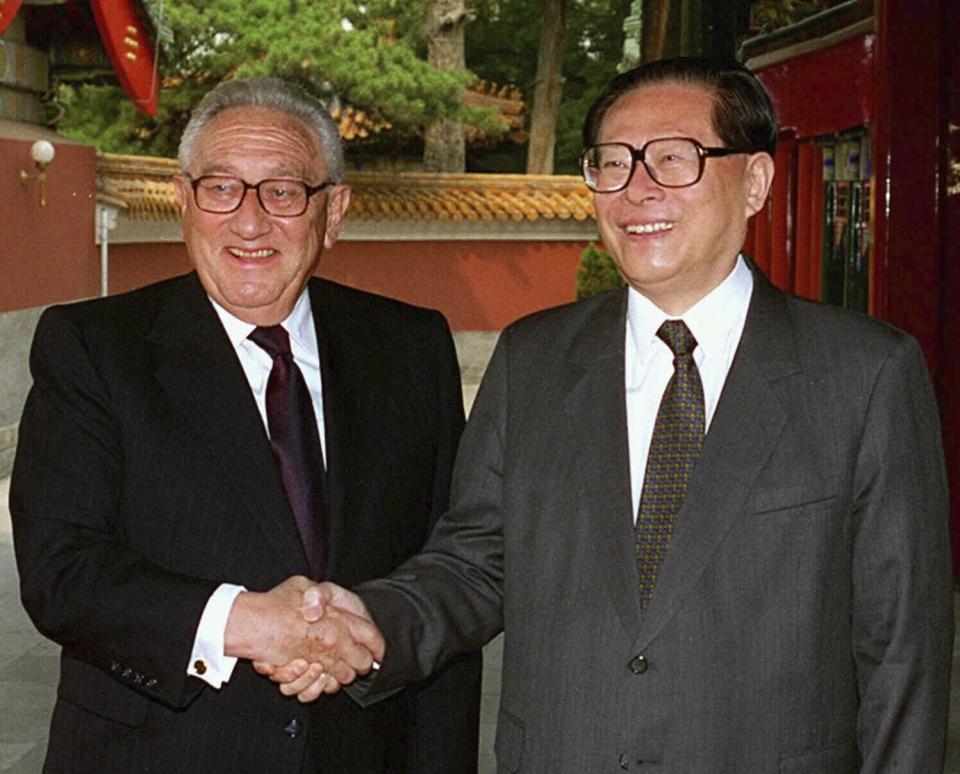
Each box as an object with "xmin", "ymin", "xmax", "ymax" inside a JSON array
[
  {"xmin": 739, "ymin": 0, "xmax": 960, "ymax": 569},
  {"xmin": 1, "ymin": 0, "xmax": 163, "ymax": 472},
  {"xmin": 0, "ymin": 1, "xmax": 594, "ymax": 477},
  {"xmin": 5, "ymin": 1, "xmax": 960, "ymax": 575}
]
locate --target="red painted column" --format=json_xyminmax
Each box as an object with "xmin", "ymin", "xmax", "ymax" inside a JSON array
[
  {"xmin": 925, "ymin": 2, "xmax": 960, "ymax": 573},
  {"xmin": 874, "ymin": 0, "xmax": 960, "ymax": 573},
  {"xmin": 751, "ymin": 201, "xmax": 772, "ymax": 277},
  {"xmin": 768, "ymin": 137, "xmax": 796, "ymax": 292},
  {"xmin": 793, "ymin": 142, "xmax": 823, "ymax": 300},
  {"xmin": 871, "ymin": 0, "xmax": 944, "ymax": 364}
]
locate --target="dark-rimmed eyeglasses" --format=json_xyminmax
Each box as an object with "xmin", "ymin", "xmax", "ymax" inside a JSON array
[
  {"xmin": 187, "ymin": 175, "xmax": 334, "ymax": 217},
  {"xmin": 579, "ymin": 137, "xmax": 755, "ymax": 192}
]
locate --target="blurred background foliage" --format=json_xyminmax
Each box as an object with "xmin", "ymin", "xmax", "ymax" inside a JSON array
[{"xmin": 57, "ymin": 0, "xmax": 631, "ymax": 173}]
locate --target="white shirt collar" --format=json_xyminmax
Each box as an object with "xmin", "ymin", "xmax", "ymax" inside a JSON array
[
  {"xmin": 209, "ymin": 291, "xmax": 317, "ymax": 356},
  {"xmin": 626, "ymin": 254, "xmax": 753, "ymax": 364}
]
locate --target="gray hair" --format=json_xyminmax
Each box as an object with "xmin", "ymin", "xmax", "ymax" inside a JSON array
[{"xmin": 178, "ymin": 77, "xmax": 345, "ymax": 182}]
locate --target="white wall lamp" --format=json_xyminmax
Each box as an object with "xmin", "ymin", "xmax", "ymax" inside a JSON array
[{"xmin": 20, "ymin": 139, "xmax": 56, "ymax": 207}]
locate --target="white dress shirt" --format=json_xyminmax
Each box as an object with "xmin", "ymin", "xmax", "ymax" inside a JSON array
[
  {"xmin": 625, "ymin": 255, "xmax": 753, "ymax": 519},
  {"xmin": 187, "ymin": 291, "xmax": 326, "ymax": 688}
]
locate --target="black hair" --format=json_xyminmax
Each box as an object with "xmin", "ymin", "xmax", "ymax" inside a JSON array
[{"xmin": 582, "ymin": 57, "xmax": 778, "ymax": 156}]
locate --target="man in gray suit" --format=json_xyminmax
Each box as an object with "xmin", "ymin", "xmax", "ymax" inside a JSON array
[{"xmin": 266, "ymin": 58, "xmax": 954, "ymax": 772}]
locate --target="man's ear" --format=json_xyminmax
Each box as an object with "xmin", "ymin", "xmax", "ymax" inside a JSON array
[
  {"xmin": 172, "ymin": 175, "xmax": 190, "ymax": 216},
  {"xmin": 323, "ymin": 185, "xmax": 352, "ymax": 249},
  {"xmin": 744, "ymin": 152, "xmax": 775, "ymax": 217}
]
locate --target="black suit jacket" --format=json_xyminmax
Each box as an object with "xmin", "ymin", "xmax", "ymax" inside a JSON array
[{"xmin": 10, "ymin": 273, "xmax": 481, "ymax": 774}]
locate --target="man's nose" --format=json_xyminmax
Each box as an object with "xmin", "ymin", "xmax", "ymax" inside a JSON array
[
  {"xmin": 623, "ymin": 160, "xmax": 665, "ymax": 202},
  {"xmin": 229, "ymin": 187, "xmax": 272, "ymax": 236}
]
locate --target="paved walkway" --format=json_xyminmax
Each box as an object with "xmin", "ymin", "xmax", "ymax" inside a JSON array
[{"xmin": 0, "ymin": 477, "xmax": 57, "ymax": 773}]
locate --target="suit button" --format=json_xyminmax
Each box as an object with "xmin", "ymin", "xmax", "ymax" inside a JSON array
[
  {"xmin": 283, "ymin": 718, "xmax": 302, "ymax": 738},
  {"xmin": 619, "ymin": 752, "xmax": 631, "ymax": 769},
  {"xmin": 110, "ymin": 660, "xmax": 122, "ymax": 674},
  {"xmin": 132, "ymin": 672, "xmax": 144, "ymax": 686},
  {"xmin": 628, "ymin": 654, "xmax": 648, "ymax": 674},
  {"xmin": 144, "ymin": 678, "xmax": 159, "ymax": 689},
  {"xmin": 121, "ymin": 667, "xmax": 134, "ymax": 680}
]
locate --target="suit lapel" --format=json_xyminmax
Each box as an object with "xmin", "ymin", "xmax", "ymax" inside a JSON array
[
  {"xmin": 146, "ymin": 275, "xmax": 309, "ymax": 574},
  {"xmin": 560, "ymin": 290, "xmax": 645, "ymax": 638},
  {"xmin": 634, "ymin": 270, "xmax": 801, "ymax": 648},
  {"xmin": 307, "ymin": 280, "xmax": 381, "ymax": 580},
  {"xmin": 308, "ymin": 281, "xmax": 343, "ymax": 577}
]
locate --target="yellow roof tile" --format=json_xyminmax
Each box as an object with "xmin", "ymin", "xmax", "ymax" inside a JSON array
[{"xmin": 96, "ymin": 154, "xmax": 597, "ymax": 224}]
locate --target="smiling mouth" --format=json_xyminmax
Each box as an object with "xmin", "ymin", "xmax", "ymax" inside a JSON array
[
  {"xmin": 227, "ymin": 247, "xmax": 275, "ymax": 259},
  {"xmin": 624, "ymin": 222, "xmax": 675, "ymax": 234}
]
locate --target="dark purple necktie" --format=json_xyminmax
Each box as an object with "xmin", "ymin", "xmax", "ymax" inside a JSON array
[{"xmin": 249, "ymin": 325, "xmax": 327, "ymax": 579}]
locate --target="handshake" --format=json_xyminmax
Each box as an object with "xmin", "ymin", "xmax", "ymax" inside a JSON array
[{"xmin": 225, "ymin": 577, "xmax": 384, "ymax": 703}]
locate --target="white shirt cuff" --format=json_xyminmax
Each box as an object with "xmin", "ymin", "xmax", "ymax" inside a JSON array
[{"xmin": 188, "ymin": 583, "xmax": 246, "ymax": 689}]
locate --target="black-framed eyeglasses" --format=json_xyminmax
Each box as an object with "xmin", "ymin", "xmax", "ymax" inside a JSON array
[
  {"xmin": 579, "ymin": 137, "xmax": 755, "ymax": 192},
  {"xmin": 187, "ymin": 175, "xmax": 334, "ymax": 217}
]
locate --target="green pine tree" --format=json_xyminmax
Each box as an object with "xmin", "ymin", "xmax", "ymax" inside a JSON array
[
  {"xmin": 576, "ymin": 241, "xmax": 624, "ymax": 300},
  {"xmin": 467, "ymin": 0, "xmax": 633, "ymax": 173},
  {"xmin": 57, "ymin": 0, "xmax": 500, "ymax": 158}
]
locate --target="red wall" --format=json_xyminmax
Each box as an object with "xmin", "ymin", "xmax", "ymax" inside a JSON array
[
  {"xmin": 1, "ymin": 136, "xmax": 99, "ymax": 311},
  {"xmin": 321, "ymin": 240, "xmax": 584, "ymax": 330},
  {"xmin": 109, "ymin": 242, "xmax": 192, "ymax": 293},
  {"xmin": 756, "ymin": 33, "xmax": 874, "ymax": 140},
  {"xmin": 108, "ymin": 238, "xmax": 587, "ymax": 331}
]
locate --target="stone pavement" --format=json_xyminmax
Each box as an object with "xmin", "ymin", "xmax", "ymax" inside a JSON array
[{"xmin": 0, "ymin": 477, "xmax": 57, "ymax": 774}]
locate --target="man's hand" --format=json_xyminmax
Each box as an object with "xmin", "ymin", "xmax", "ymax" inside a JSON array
[
  {"xmin": 300, "ymin": 581, "xmax": 374, "ymax": 625},
  {"xmin": 225, "ymin": 576, "xmax": 382, "ymax": 694},
  {"xmin": 252, "ymin": 582, "xmax": 384, "ymax": 701}
]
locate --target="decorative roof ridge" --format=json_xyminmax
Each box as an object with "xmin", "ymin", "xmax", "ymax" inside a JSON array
[
  {"xmin": 97, "ymin": 152, "xmax": 180, "ymax": 175},
  {"xmin": 95, "ymin": 153, "xmax": 596, "ymax": 224},
  {"xmin": 96, "ymin": 154, "xmax": 586, "ymax": 189},
  {"xmin": 345, "ymin": 171, "xmax": 586, "ymax": 190}
]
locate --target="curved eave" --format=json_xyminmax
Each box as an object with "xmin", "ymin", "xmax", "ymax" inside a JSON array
[
  {"xmin": 0, "ymin": 0, "xmax": 24, "ymax": 37},
  {"xmin": 89, "ymin": 0, "xmax": 160, "ymax": 116}
]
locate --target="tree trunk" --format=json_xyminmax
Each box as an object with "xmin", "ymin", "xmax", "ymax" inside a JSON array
[
  {"xmin": 424, "ymin": 0, "xmax": 468, "ymax": 172},
  {"xmin": 526, "ymin": 0, "xmax": 567, "ymax": 175},
  {"xmin": 650, "ymin": 0, "xmax": 672, "ymax": 61}
]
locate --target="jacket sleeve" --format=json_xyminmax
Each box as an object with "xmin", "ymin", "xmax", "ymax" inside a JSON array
[
  {"xmin": 851, "ymin": 334, "xmax": 954, "ymax": 771},
  {"xmin": 10, "ymin": 307, "xmax": 218, "ymax": 709},
  {"xmin": 408, "ymin": 312, "xmax": 483, "ymax": 774},
  {"xmin": 358, "ymin": 328, "xmax": 510, "ymax": 696}
]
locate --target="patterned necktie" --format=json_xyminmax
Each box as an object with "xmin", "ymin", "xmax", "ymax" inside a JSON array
[
  {"xmin": 249, "ymin": 325, "xmax": 327, "ymax": 579},
  {"xmin": 635, "ymin": 319, "xmax": 705, "ymax": 611}
]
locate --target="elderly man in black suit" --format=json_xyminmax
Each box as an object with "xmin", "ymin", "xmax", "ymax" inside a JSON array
[
  {"xmin": 10, "ymin": 77, "xmax": 480, "ymax": 773},
  {"xmin": 273, "ymin": 58, "xmax": 954, "ymax": 773}
]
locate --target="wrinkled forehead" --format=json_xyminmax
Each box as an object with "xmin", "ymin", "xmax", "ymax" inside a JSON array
[{"xmin": 190, "ymin": 106, "xmax": 325, "ymax": 180}]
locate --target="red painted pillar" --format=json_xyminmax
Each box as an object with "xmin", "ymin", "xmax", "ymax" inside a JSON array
[
  {"xmin": 871, "ymin": 0, "xmax": 944, "ymax": 361},
  {"xmin": 874, "ymin": 0, "xmax": 959, "ymax": 572}
]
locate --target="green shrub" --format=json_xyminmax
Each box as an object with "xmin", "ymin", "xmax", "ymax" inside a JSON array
[{"xmin": 576, "ymin": 241, "xmax": 625, "ymax": 300}]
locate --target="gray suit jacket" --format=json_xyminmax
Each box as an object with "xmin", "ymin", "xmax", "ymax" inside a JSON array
[{"xmin": 360, "ymin": 267, "xmax": 953, "ymax": 773}]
